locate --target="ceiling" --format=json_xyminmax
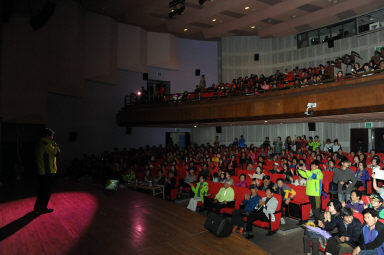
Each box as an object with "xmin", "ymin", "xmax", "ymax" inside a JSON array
[{"xmin": 78, "ymin": 0, "xmax": 384, "ymax": 40}]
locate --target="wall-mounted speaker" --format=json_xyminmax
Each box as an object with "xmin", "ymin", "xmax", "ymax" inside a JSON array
[
  {"xmin": 308, "ymin": 122, "xmax": 316, "ymax": 131},
  {"xmin": 216, "ymin": 126, "xmax": 222, "ymax": 133},
  {"xmin": 195, "ymin": 69, "xmax": 200, "ymax": 76},
  {"xmin": 143, "ymin": 73, "xmax": 148, "ymax": 80},
  {"xmin": 328, "ymin": 39, "xmax": 334, "ymax": 48},
  {"xmin": 254, "ymin": 53, "xmax": 259, "ymax": 61},
  {"xmin": 30, "ymin": 1, "xmax": 56, "ymax": 30}
]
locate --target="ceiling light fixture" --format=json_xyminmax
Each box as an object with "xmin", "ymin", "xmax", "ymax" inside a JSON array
[
  {"xmin": 244, "ymin": 6, "xmax": 250, "ymax": 10},
  {"xmin": 250, "ymin": 25, "xmax": 255, "ymax": 29},
  {"xmin": 212, "ymin": 18, "xmax": 216, "ymax": 22},
  {"xmin": 184, "ymin": 28, "xmax": 188, "ymax": 32},
  {"xmin": 264, "ymin": 120, "xmax": 268, "ymax": 123}
]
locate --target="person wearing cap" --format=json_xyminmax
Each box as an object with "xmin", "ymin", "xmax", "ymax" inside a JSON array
[
  {"xmin": 298, "ymin": 160, "xmax": 323, "ymax": 221},
  {"xmin": 268, "ymin": 162, "xmax": 281, "ymax": 174},
  {"xmin": 205, "ymin": 179, "xmax": 235, "ymax": 214},
  {"xmin": 231, "ymin": 184, "xmax": 261, "ymax": 234},
  {"xmin": 273, "ymin": 178, "xmax": 296, "ymax": 224},
  {"xmin": 34, "ymin": 128, "xmax": 60, "ymax": 214},
  {"xmin": 333, "ymin": 157, "xmax": 357, "ymax": 202},
  {"xmin": 367, "ymin": 194, "xmax": 384, "ymax": 220},
  {"xmin": 352, "ymin": 208, "xmax": 384, "ymax": 255}
]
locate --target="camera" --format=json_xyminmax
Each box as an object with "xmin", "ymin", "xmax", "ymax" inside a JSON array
[{"xmin": 342, "ymin": 180, "xmax": 353, "ymax": 191}]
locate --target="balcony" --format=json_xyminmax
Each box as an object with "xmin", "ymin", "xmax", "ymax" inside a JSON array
[{"xmin": 117, "ymin": 72, "xmax": 384, "ymax": 127}]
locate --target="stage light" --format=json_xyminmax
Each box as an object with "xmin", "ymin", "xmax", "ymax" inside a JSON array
[
  {"xmin": 137, "ymin": 91, "xmax": 142, "ymax": 96},
  {"xmin": 244, "ymin": 6, "xmax": 250, "ymax": 10}
]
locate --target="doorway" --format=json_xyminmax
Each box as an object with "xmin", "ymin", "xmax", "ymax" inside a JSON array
[
  {"xmin": 350, "ymin": 128, "xmax": 369, "ymax": 153},
  {"xmin": 374, "ymin": 128, "xmax": 384, "ymax": 153},
  {"xmin": 147, "ymin": 79, "xmax": 170, "ymax": 103},
  {"xmin": 166, "ymin": 132, "xmax": 190, "ymax": 149}
]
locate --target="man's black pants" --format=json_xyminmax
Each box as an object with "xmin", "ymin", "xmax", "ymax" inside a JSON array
[{"xmin": 34, "ymin": 174, "xmax": 53, "ymax": 212}]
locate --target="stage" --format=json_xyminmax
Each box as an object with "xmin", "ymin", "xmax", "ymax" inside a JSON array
[{"xmin": 0, "ymin": 180, "xmax": 268, "ymax": 255}]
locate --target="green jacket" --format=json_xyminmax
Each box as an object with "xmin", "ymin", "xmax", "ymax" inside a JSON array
[
  {"xmin": 191, "ymin": 181, "xmax": 208, "ymax": 203},
  {"xmin": 298, "ymin": 168, "xmax": 323, "ymax": 197},
  {"xmin": 36, "ymin": 137, "xmax": 60, "ymax": 175},
  {"xmin": 308, "ymin": 141, "xmax": 321, "ymax": 151},
  {"xmin": 215, "ymin": 186, "xmax": 235, "ymax": 203}
]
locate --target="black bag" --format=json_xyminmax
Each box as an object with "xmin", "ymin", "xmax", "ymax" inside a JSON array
[{"xmin": 204, "ymin": 213, "xmax": 232, "ymax": 237}]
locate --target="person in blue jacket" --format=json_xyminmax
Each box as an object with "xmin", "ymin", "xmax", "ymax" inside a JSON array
[
  {"xmin": 231, "ymin": 184, "xmax": 260, "ymax": 234},
  {"xmin": 352, "ymin": 208, "xmax": 384, "ymax": 255}
]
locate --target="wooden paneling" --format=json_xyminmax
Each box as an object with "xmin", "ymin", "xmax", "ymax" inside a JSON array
[{"xmin": 117, "ymin": 74, "xmax": 384, "ymax": 126}]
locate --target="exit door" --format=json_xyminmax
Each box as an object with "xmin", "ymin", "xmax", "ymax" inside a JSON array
[{"xmin": 350, "ymin": 128, "xmax": 369, "ymax": 153}]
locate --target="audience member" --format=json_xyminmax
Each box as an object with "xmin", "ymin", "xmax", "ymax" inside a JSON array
[
  {"xmin": 333, "ymin": 158, "xmax": 357, "ymax": 202},
  {"xmin": 245, "ymin": 188, "xmax": 278, "ymax": 239},
  {"xmin": 205, "ymin": 180, "xmax": 235, "ymax": 213},
  {"xmin": 187, "ymin": 175, "xmax": 208, "ymax": 212},
  {"xmin": 231, "ymin": 185, "xmax": 261, "ymax": 234}
]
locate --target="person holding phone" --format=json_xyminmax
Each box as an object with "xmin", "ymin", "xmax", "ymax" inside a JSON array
[{"xmin": 298, "ymin": 160, "xmax": 324, "ymax": 221}]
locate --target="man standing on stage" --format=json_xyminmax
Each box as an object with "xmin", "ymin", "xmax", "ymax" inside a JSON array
[{"xmin": 34, "ymin": 128, "xmax": 60, "ymax": 214}]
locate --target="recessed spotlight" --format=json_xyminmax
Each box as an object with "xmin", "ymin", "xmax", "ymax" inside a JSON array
[
  {"xmin": 251, "ymin": 25, "xmax": 256, "ymax": 29},
  {"xmin": 264, "ymin": 120, "xmax": 268, "ymax": 123},
  {"xmin": 193, "ymin": 124, "xmax": 197, "ymax": 128},
  {"xmin": 244, "ymin": 6, "xmax": 250, "ymax": 10},
  {"xmin": 184, "ymin": 28, "xmax": 188, "ymax": 32},
  {"xmin": 212, "ymin": 18, "xmax": 216, "ymax": 22}
]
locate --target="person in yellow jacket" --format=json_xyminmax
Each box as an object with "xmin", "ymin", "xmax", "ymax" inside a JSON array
[
  {"xmin": 187, "ymin": 175, "xmax": 208, "ymax": 212},
  {"xmin": 298, "ymin": 160, "xmax": 323, "ymax": 221},
  {"xmin": 34, "ymin": 128, "xmax": 60, "ymax": 214}
]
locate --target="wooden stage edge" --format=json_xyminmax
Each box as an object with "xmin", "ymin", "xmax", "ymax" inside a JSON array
[{"xmin": 0, "ymin": 181, "xmax": 269, "ymax": 255}]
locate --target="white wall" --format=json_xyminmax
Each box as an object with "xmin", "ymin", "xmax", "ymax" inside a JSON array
[
  {"xmin": 221, "ymin": 30, "xmax": 384, "ymax": 83},
  {"xmin": 191, "ymin": 121, "xmax": 384, "ymax": 152}
]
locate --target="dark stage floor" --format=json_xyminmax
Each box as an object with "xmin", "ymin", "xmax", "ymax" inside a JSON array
[{"xmin": 0, "ymin": 179, "xmax": 268, "ymax": 255}]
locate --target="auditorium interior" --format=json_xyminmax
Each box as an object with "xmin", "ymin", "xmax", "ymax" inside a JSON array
[{"xmin": 2, "ymin": 0, "xmax": 384, "ymax": 254}]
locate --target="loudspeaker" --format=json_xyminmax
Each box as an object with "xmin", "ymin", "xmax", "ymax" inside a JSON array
[
  {"xmin": 216, "ymin": 126, "xmax": 222, "ymax": 133},
  {"xmin": 126, "ymin": 127, "xmax": 132, "ymax": 134},
  {"xmin": 308, "ymin": 122, "xmax": 316, "ymax": 131},
  {"xmin": 328, "ymin": 39, "xmax": 334, "ymax": 48},
  {"xmin": 69, "ymin": 132, "xmax": 78, "ymax": 142},
  {"xmin": 30, "ymin": 1, "xmax": 56, "ymax": 30},
  {"xmin": 143, "ymin": 73, "xmax": 148, "ymax": 80},
  {"xmin": 204, "ymin": 213, "xmax": 232, "ymax": 237},
  {"xmin": 195, "ymin": 69, "xmax": 200, "ymax": 76},
  {"xmin": 254, "ymin": 53, "xmax": 259, "ymax": 61}
]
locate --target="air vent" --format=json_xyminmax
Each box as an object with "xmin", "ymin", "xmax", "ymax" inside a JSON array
[
  {"xmin": 297, "ymin": 4, "xmax": 322, "ymax": 13},
  {"xmin": 220, "ymin": 10, "xmax": 245, "ymax": 18}
]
